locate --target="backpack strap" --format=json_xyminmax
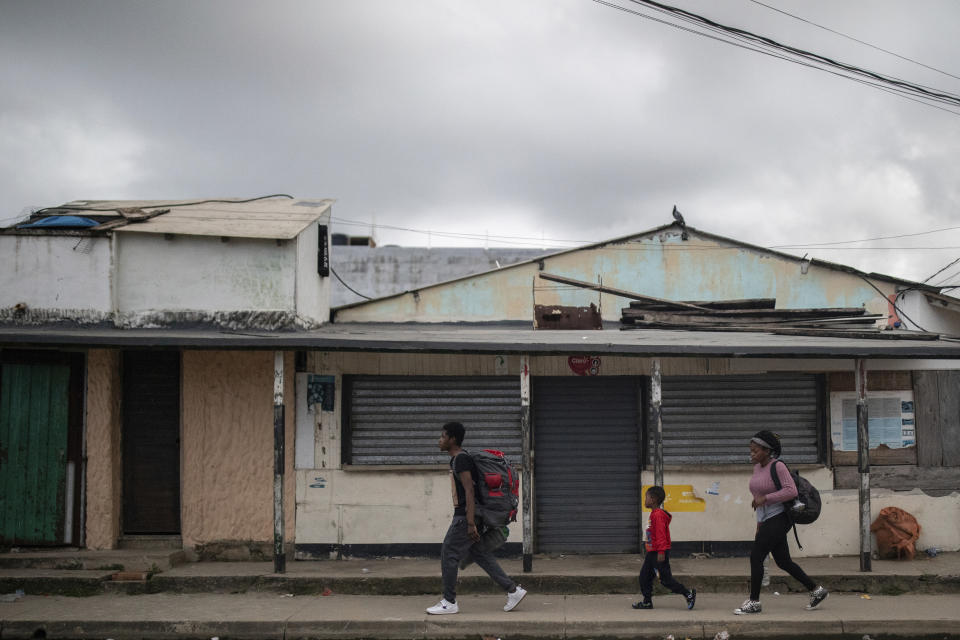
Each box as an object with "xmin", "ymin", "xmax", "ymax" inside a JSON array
[{"xmin": 769, "ymin": 460, "xmax": 802, "ymax": 550}]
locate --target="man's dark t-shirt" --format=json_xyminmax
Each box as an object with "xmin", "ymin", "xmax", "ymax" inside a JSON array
[{"xmin": 450, "ymin": 452, "xmax": 478, "ymax": 516}]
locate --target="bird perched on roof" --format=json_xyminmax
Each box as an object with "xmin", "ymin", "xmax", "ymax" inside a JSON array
[
  {"xmin": 672, "ymin": 205, "xmax": 685, "ymax": 227},
  {"xmin": 672, "ymin": 205, "xmax": 689, "ymax": 240}
]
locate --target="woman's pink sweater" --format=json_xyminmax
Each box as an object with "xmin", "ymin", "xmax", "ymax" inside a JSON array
[{"xmin": 749, "ymin": 459, "xmax": 798, "ymax": 522}]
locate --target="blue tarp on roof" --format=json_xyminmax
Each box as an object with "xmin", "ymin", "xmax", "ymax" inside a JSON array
[{"xmin": 20, "ymin": 215, "xmax": 99, "ymax": 228}]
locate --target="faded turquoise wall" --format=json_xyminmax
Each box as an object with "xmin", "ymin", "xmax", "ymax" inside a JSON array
[{"xmin": 334, "ymin": 229, "xmax": 892, "ymax": 323}]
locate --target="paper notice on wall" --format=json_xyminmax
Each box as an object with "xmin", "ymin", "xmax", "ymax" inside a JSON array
[
  {"xmin": 832, "ymin": 391, "xmax": 914, "ymax": 451},
  {"xmin": 642, "ymin": 484, "xmax": 706, "ymax": 512}
]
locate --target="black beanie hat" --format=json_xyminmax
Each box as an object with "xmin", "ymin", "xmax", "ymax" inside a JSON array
[{"xmin": 751, "ymin": 430, "xmax": 782, "ymax": 457}]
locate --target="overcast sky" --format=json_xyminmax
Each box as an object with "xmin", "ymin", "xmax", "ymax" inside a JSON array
[{"xmin": 3, "ymin": 0, "xmax": 959, "ymax": 285}]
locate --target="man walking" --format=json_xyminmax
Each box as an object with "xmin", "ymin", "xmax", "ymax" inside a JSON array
[{"xmin": 426, "ymin": 421, "xmax": 527, "ymax": 615}]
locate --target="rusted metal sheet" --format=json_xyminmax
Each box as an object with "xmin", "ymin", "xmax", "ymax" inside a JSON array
[{"xmin": 534, "ymin": 304, "xmax": 602, "ymax": 330}]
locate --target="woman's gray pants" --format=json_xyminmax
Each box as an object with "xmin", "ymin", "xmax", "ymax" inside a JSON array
[{"xmin": 441, "ymin": 515, "xmax": 515, "ymax": 603}]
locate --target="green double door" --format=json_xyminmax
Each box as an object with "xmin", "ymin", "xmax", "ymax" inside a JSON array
[{"xmin": 0, "ymin": 359, "xmax": 77, "ymax": 545}]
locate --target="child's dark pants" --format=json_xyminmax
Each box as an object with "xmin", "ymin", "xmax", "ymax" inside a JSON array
[{"xmin": 638, "ymin": 549, "xmax": 688, "ymax": 602}]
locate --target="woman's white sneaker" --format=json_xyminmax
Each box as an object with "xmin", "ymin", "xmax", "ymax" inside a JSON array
[
  {"xmin": 504, "ymin": 586, "xmax": 527, "ymax": 611},
  {"xmin": 426, "ymin": 598, "xmax": 459, "ymax": 615},
  {"xmin": 807, "ymin": 586, "xmax": 828, "ymax": 610},
  {"xmin": 734, "ymin": 599, "xmax": 762, "ymax": 615}
]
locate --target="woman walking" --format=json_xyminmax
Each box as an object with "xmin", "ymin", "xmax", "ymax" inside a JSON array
[{"xmin": 735, "ymin": 430, "xmax": 828, "ymax": 615}]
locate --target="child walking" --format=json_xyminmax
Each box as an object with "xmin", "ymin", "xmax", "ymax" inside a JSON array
[{"xmin": 633, "ymin": 485, "xmax": 696, "ymax": 610}]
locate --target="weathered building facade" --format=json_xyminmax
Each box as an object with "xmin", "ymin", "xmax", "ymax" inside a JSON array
[{"xmin": 2, "ymin": 216, "xmax": 959, "ymax": 564}]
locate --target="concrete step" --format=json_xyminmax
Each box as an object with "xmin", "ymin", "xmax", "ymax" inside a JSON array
[
  {"xmin": 0, "ymin": 568, "xmax": 115, "ymax": 597},
  {"xmin": 0, "ymin": 548, "xmax": 186, "ymax": 572}
]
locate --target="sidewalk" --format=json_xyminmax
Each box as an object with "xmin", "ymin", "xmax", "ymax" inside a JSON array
[
  {"xmin": 2, "ymin": 553, "xmax": 959, "ymax": 638},
  {"xmin": 5, "ymin": 552, "xmax": 956, "ymax": 597},
  {"xmin": 3, "ymin": 591, "xmax": 959, "ymax": 639}
]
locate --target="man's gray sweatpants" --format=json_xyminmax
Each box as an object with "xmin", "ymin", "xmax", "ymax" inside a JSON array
[{"xmin": 441, "ymin": 515, "xmax": 515, "ymax": 602}]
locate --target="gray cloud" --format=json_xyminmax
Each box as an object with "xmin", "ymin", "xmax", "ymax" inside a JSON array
[{"xmin": 2, "ymin": 0, "xmax": 959, "ymax": 283}]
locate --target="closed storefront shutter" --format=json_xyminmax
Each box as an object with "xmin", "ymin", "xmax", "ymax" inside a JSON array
[
  {"xmin": 345, "ymin": 376, "xmax": 521, "ymax": 465},
  {"xmin": 533, "ymin": 377, "xmax": 641, "ymax": 553},
  {"xmin": 651, "ymin": 374, "xmax": 821, "ymax": 465}
]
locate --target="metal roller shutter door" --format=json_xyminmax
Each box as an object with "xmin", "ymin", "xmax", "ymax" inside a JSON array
[
  {"xmin": 346, "ymin": 376, "xmax": 521, "ymax": 465},
  {"xmin": 651, "ymin": 374, "xmax": 821, "ymax": 465},
  {"xmin": 533, "ymin": 377, "xmax": 641, "ymax": 553}
]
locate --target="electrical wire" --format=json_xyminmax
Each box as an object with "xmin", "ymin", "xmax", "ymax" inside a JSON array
[
  {"xmin": 330, "ymin": 266, "xmax": 372, "ymax": 300},
  {"xmin": 771, "ymin": 226, "xmax": 960, "ymax": 248},
  {"xmin": 858, "ymin": 274, "xmax": 929, "ymax": 332},
  {"xmin": 624, "ymin": 0, "xmax": 960, "ymax": 106},
  {"xmin": 592, "ymin": 0, "xmax": 960, "ymax": 113},
  {"xmin": 922, "ymin": 256, "xmax": 960, "ymax": 283},
  {"xmin": 746, "ymin": 0, "xmax": 960, "ymax": 83},
  {"xmin": 26, "ymin": 194, "xmax": 295, "ymax": 217}
]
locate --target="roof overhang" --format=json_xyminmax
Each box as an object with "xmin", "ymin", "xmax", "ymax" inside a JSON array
[{"xmin": 3, "ymin": 324, "xmax": 960, "ymax": 358}]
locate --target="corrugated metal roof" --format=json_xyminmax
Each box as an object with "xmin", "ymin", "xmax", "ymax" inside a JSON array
[
  {"xmin": 41, "ymin": 197, "xmax": 333, "ymax": 240},
  {"xmin": 2, "ymin": 323, "xmax": 960, "ymax": 358}
]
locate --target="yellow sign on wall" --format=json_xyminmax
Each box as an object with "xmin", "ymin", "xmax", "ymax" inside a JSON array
[{"xmin": 642, "ymin": 484, "xmax": 705, "ymax": 512}]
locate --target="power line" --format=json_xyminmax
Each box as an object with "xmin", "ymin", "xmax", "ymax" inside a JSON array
[
  {"xmin": 922, "ymin": 256, "xmax": 960, "ymax": 283},
  {"xmin": 771, "ymin": 225, "xmax": 960, "ymax": 248},
  {"xmin": 747, "ymin": 0, "xmax": 960, "ymax": 83},
  {"xmin": 329, "ymin": 266, "xmax": 372, "ymax": 300},
  {"xmin": 592, "ymin": 0, "xmax": 960, "ymax": 113}
]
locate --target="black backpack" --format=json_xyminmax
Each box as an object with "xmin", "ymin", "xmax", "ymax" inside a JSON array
[
  {"xmin": 770, "ymin": 459, "xmax": 821, "ymax": 548},
  {"xmin": 459, "ymin": 449, "xmax": 519, "ymax": 528}
]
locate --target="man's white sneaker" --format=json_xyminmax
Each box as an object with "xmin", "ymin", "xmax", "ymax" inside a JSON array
[
  {"xmin": 426, "ymin": 598, "xmax": 459, "ymax": 615},
  {"xmin": 504, "ymin": 586, "xmax": 527, "ymax": 612}
]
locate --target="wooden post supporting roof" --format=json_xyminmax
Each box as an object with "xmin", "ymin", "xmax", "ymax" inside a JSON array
[
  {"xmin": 273, "ymin": 351, "xmax": 286, "ymax": 574},
  {"xmin": 652, "ymin": 358, "xmax": 664, "ymax": 488},
  {"xmin": 856, "ymin": 358, "xmax": 871, "ymax": 572},
  {"xmin": 520, "ymin": 355, "xmax": 533, "ymax": 573}
]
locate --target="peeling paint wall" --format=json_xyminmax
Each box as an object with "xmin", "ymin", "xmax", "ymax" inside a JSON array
[
  {"xmin": 644, "ymin": 470, "xmax": 958, "ymax": 557},
  {"xmin": 117, "ymin": 234, "xmax": 297, "ymax": 315},
  {"xmin": 334, "ymin": 230, "xmax": 896, "ymax": 323},
  {"xmin": 294, "ymin": 351, "xmax": 960, "ymax": 555},
  {"xmin": 84, "ymin": 349, "xmax": 122, "ymax": 549},
  {"xmin": 181, "ymin": 350, "xmax": 295, "ymax": 550},
  {"xmin": 0, "ymin": 235, "xmax": 112, "ymax": 320},
  {"xmin": 295, "ymin": 221, "xmax": 329, "ymax": 326}
]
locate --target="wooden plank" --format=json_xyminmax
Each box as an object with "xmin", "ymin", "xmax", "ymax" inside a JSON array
[
  {"xmin": 834, "ymin": 465, "xmax": 960, "ymax": 496},
  {"xmin": 829, "ymin": 372, "xmax": 913, "ymax": 392},
  {"xmin": 538, "ymin": 273, "xmax": 712, "ymax": 311},
  {"xmin": 913, "ymin": 371, "xmax": 943, "ymax": 467},
  {"xmin": 938, "ymin": 371, "xmax": 960, "ymax": 466},
  {"xmin": 832, "ymin": 446, "xmax": 917, "ymax": 466},
  {"xmin": 629, "ymin": 298, "xmax": 776, "ymax": 310}
]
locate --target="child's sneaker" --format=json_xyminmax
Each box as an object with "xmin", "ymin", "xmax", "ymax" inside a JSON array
[
  {"xmin": 632, "ymin": 600, "xmax": 653, "ymax": 609},
  {"xmin": 504, "ymin": 586, "xmax": 527, "ymax": 612},
  {"xmin": 685, "ymin": 588, "xmax": 697, "ymax": 610},
  {"xmin": 734, "ymin": 599, "xmax": 762, "ymax": 615},
  {"xmin": 426, "ymin": 598, "xmax": 459, "ymax": 615},
  {"xmin": 806, "ymin": 586, "xmax": 828, "ymax": 610}
]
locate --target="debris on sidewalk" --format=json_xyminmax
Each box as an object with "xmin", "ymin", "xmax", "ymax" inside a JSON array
[
  {"xmin": 321, "ymin": 587, "xmax": 333, "ymax": 596},
  {"xmin": 280, "ymin": 593, "xmax": 294, "ymax": 598},
  {"xmin": 861, "ymin": 594, "xmax": 872, "ymax": 600},
  {"xmin": 870, "ymin": 507, "xmax": 921, "ymax": 560},
  {"xmin": 0, "ymin": 589, "xmax": 25, "ymax": 603},
  {"xmin": 713, "ymin": 631, "xmax": 730, "ymax": 640}
]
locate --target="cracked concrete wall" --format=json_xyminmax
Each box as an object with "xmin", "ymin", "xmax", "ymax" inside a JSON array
[{"xmin": 0, "ymin": 234, "xmax": 112, "ymax": 316}]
